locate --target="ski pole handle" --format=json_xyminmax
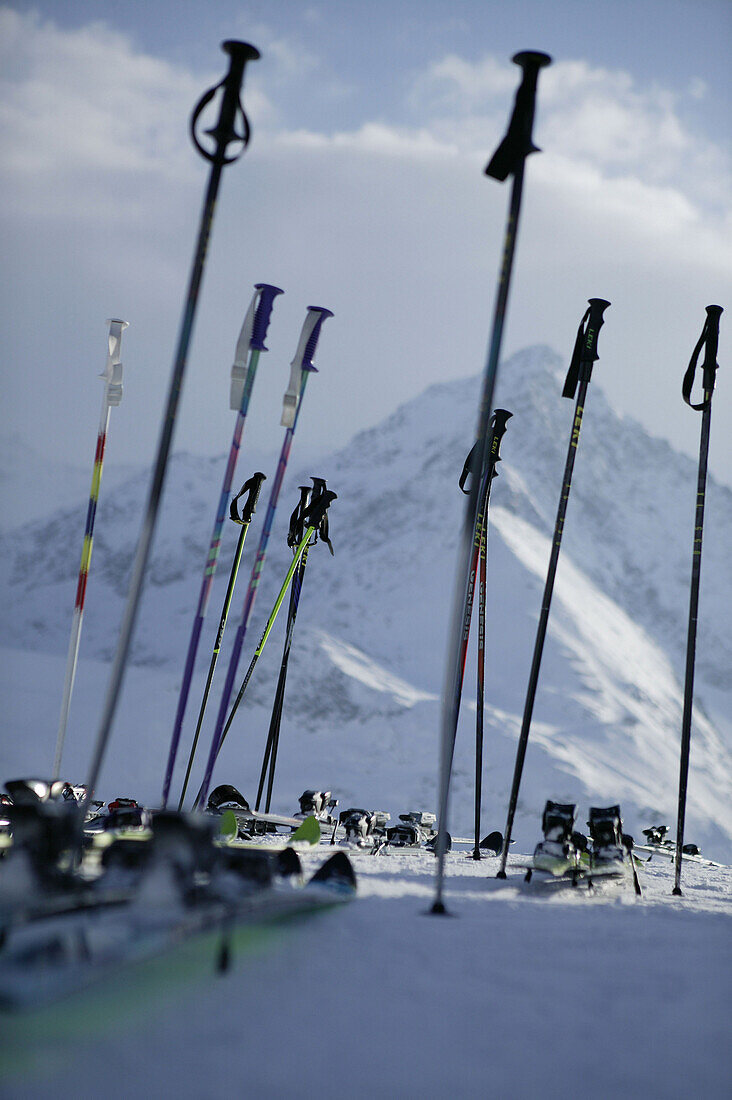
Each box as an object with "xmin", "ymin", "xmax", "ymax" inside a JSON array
[
  {"xmin": 102, "ymin": 319, "xmax": 128, "ymax": 407},
  {"xmin": 230, "ymin": 472, "xmax": 266, "ymax": 524},
  {"xmin": 489, "ymin": 408, "xmax": 513, "ymax": 463},
  {"xmin": 281, "ymin": 307, "xmax": 334, "ymax": 427},
  {"xmin": 230, "ymin": 284, "xmax": 284, "ymax": 409},
  {"xmin": 581, "ymin": 298, "xmax": 611, "ymax": 369},
  {"xmin": 485, "ymin": 50, "xmax": 552, "ymax": 181},
  {"xmin": 683, "ymin": 305, "xmax": 723, "ymax": 409},
  {"xmin": 191, "ymin": 40, "xmax": 260, "ymax": 165},
  {"xmin": 250, "ymin": 284, "xmax": 284, "ymax": 350}
]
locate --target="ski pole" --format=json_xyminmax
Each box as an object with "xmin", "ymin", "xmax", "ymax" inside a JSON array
[
  {"xmin": 255, "ymin": 484, "xmax": 312, "ymax": 811},
  {"xmin": 79, "ymin": 41, "xmax": 260, "ymax": 827},
  {"xmin": 177, "ymin": 472, "xmax": 266, "ymax": 810},
  {"xmin": 161, "ymin": 282, "xmax": 282, "ymax": 806},
  {"xmin": 257, "ymin": 478, "xmax": 334, "ymax": 811},
  {"xmin": 53, "ymin": 319, "xmax": 128, "ymax": 779},
  {"xmin": 673, "ymin": 304, "xmax": 723, "ymax": 897},
  {"xmin": 496, "ymin": 298, "xmax": 610, "ymax": 880},
  {"xmin": 183, "ymin": 306, "xmax": 332, "ymax": 806},
  {"xmin": 193, "ymin": 489, "xmax": 337, "ymax": 807},
  {"xmin": 458, "ymin": 415, "xmax": 513, "ymax": 860},
  {"xmin": 432, "ymin": 50, "xmax": 551, "ymax": 916}
]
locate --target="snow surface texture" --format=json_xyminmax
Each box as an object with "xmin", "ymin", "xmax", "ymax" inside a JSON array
[
  {"xmin": 2, "ymin": 848, "xmax": 730, "ymax": 1098},
  {"xmin": 1, "ymin": 345, "xmax": 730, "ymax": 858}
]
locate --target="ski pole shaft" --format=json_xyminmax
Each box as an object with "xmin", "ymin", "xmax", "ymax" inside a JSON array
[
  {"xmin": 54, "ymin": 319, "xmax": 128, "ymax": 779},
  {"xmin": 161, "ymin": 282, "xmax": 281, "ymax": 806},
  {"xmin": 497, "ymin": 298, "xmax": 610, "ymax": 879},
  {"xmin": 472, "ymin": 503, "xmax": 488, "ymax": 859},
  {"xmin": 258, "ymin": 553, "xmax": 308, "ymax": 811},
  {"xmin": 79, "ymin": 42, "xmax": 259, "ymax": 824},
  {"xmin": 187, "ymin": 308, "xmax": 332, "ymax": 805},
  {"xmin": 432, "ymin": 51, "xmax": 550, "ymax": 915},
  {"xmin": 195, "ymin": 490, "xmax": 336, "ymax": 807},
  {"xmin": 673, "ymin": 304, "xmax": 722, "ymax": 896},
  {"xmin": 177, "ymin": 473, "xmax": 265, "ymax": 810}
]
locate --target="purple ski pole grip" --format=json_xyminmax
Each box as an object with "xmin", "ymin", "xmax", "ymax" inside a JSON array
[
  {"xmin": 281, "ymin": 307, "xmax": 333, "ymax": 428},
  {"xmin": 250, "ymin": 283, "xmax": 284, "ymax": 350},
  {"xmin": 302, "ymin": 306, "xmax": 334, "ymax": 371}
]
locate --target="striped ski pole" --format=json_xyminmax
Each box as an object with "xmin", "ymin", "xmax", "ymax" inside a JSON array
[
  {"xmin": 496, "ymin": 298, "xmax": 610, "ymax": 880},
  {"xmin": 180, "ymin": 306, "xmax": 332, "ymax": 807},
  {"xmin": 53, "ymin": 319, "xmax": 128, "ymax": 779},
  {"xmin": 194, "ymin": 489, "xmax": 337, "ymax": 808},
  {"xmin": 432, "ymin": 51, "xmax": 551, "ymax": 914},
  {"xmin": 673, "ymin": 305, "xmax": 723, "ymax": 897},
  {"xmin": 177, "ymin": 471, "xmax": 266, "ymax": 810},
  {"xmin": 161, "ymin": 282, "xmax": 283, "ymax": 806},
  {"xmin": 79, "ymin": 41, "xmax": 259, "ymax": 826},
  {"xmin": 256, "ymin": 477, "xmax": 334, "ymax": 811}
]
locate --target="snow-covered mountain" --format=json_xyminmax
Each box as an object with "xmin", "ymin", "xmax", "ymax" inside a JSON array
[{"xmin": 1, "ymin": 346, "xmax": 730, "ymax": 858}]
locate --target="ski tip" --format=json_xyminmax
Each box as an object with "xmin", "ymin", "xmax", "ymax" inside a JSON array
[
  {"xmin": 309, "ymin": 851, "xmax": 356, "ymax": 892},
  {"xmin": 479, "ymin": 830, "xmax": 504, "ymax": 855},
  {"xmin": 219, "ymin": 809, "xmax": 238, "ymax": 841},
  {"xmin": 290, "ymin": 814, "xmax": 321, "ymax": 845},
  {"xmin": 276, "ymin": 846, "xmax": 303, "ymax": 879}
]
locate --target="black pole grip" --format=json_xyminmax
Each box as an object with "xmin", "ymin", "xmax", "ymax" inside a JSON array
[
  {"xmin": 230, "ymin": 472, "xmax": 266, "ymax": 524},
  {"xmin": 489, "ymin": 408, "xmax": 513, "ymax": 464},
  {"xmin": 288, "ymin": 485, "xmax": 312, "ymax": 548},
  {"xmin": 191, "ymin": 40, "xmax": 260, "ymax": 165},
  {"xmin": 485, "ymin": 51, "xmax": 552, "ymax": 181},
  {"xmin": 301, "ymin": 489, "xmax": 337, "ymax": 532},
  {"xmin": 683, "ymin": 305, "xmax": 723, "ymax": 409},
  {"xmin": 562, "ymin": 298, "xmax": 611, "ymax": 397},
  {"xmin": 582, "ymin": 298, "xmax": 611, "ymax": 367}
]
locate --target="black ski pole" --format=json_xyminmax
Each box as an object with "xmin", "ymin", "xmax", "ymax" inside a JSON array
[
  {"xmin": 255, "ymin": 483, "xmax": 312, "ymax": 810},
  {"xmin": 496, "ymin": 298, "xmax": 610, "ymax": 879},
  {"xmin": 432, "ymin": 50, "xmax": 551, "ymax": 915},
  {"xmin": 261, "ymin": 478, "xmax": 334, "ymax": 812},
  {"xmin": 79, "ymin": 41, "xmax": 260, "ymax": 830},
  {"xmin": 177, "ymin": 472, "xmax": 265, "ymax": 810},
  {"xmin": 458, "ymin": 415, "xmax": 513, "ymax": 860},
  {"xmin": 193, "ymin": 488, "xmax": 337, "ymax": 808},
  {"xmin": 673, "ymin": 304, "xmax": 723, "ymax": 897}
]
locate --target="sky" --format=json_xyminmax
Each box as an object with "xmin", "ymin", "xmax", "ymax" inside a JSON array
[{"xmin": 1, "ymin": 0, "xmax": 731, "ymax": 497}]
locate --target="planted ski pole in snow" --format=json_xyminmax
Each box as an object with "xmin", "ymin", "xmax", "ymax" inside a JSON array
[
  {"xmin": 161, "ymin": 282, "xmax": 282, "ymax": 807},
  {"xmin": 177, "ymin": 472, "xmax": 265, "ymax": 810},
  {"xmin": 432, "ymin": 50, "xmax": 551, "ymax": 915},
  {"xmin": 673, "ymin": 304, "xmax": 723, "ymax": 897},
  {"xmin": 496, "ymin": 298, "xmax": 611, "ymax": 880},
  {"xmin": 80, "ymin": 41, "xmax": 260, "ymax": 823},
  {"xmin": 194, "ymin": 488, "xmax": 337, "ymax": 807},
  {"xmin": 53, "ymin": 319, "xmax": 128, "ymax": 780},
  {"xmin": 182, "ymin": 305, "xmax": 333, "ymax": 808},
  {"xmin": 256, "ymin": 477, "xmax": 335, "ymax": 812},
  {"xmin": 459, "ymin": 412, "xmax": 512, "ymax": 859}
]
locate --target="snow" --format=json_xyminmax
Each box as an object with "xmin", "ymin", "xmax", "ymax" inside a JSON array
[{"xmin": 2, "ymin": 847, "xmax": 730, "ymax": 1098}]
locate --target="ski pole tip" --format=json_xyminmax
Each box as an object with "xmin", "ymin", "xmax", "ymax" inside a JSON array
[{"xmin": 429, "ymin": 899, "xmax": 450, "ymax": 916}]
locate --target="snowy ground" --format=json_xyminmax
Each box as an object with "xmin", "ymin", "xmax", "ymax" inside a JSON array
[{"xmin": 1, "ymin": 844, "xmax": 730, "ymax": 1099}]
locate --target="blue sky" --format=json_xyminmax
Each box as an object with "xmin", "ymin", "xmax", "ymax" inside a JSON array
[{"xmin": 2, "ymin": 0, "xmax": 730, "ymax": 492}]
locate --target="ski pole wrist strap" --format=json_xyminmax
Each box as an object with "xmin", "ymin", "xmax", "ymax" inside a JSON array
[{"xmin": 682, "ymin": 305, "xmax": 723, "ymax": 411}]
